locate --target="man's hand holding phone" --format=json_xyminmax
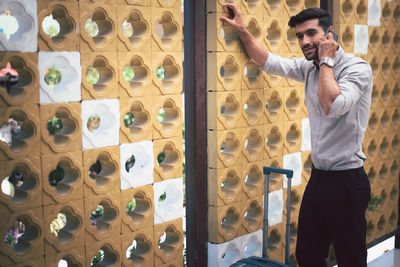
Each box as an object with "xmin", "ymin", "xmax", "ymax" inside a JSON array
[{"xmin": 318, "ymin": 28, "xmax": 339, "ymax": 61}]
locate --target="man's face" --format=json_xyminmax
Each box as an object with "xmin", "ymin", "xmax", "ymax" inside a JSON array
[{"xmin": 295, "ymin": 18, "xmax": 326, "ymax": 61}]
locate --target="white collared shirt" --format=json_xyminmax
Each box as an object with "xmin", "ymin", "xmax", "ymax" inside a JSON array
[{"xmin": 262, "ymin": 47, "xmax": 373, "ymax": 170}]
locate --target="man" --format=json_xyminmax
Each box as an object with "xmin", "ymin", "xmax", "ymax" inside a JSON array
[{"xmin": 221, "ymin": 4, "xmax": 372, "ymax": 267}]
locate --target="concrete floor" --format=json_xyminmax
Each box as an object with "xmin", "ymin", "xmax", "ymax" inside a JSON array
[{"xmin": 368, "ymin": 249, "xmax": 400, "ymax": 267}]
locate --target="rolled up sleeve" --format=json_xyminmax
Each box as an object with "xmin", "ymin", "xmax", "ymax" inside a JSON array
[
  {"xmin": 261, "ymin": 53, "xmax": 307, "ymax": 82},
  {"xmin": 328, "ymin": 62, "xmax": 373, "ymax": 118}
]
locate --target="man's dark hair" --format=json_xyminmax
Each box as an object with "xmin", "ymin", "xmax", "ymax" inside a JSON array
[{"xmin": 288, "ymin": 8, "xmax": 332, "ymax": 31}]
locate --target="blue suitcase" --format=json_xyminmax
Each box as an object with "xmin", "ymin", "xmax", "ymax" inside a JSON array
[{"xmin": 230, "ymin": 167, "xmax": 296, "ymax": 267}]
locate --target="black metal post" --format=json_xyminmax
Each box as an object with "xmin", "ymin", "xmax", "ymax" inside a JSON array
[{"xmin": 184, "ymin": 0, "xmax": 208, "ymax": 266}]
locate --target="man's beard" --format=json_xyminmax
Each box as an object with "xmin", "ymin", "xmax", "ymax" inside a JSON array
[{"xmin": 302, "ymin": 44, "xmax": 319, "ymax": 61}]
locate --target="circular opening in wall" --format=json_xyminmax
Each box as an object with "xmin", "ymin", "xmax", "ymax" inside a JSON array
[
  {"xmin": 380, "ymin": 111, "xmax": 389, "ymax": 127},
  {"xmin": 267, "ymin": 127, "xmax": 281, "ymax": 152},
  {"xmin": 286, "ymin": 90, "xmax": 300, "ymax": 112},
  {"xmin": 126, "ymin": 192, "xmax": 151, "ymax": 225},
  {"xmin": 42, "ymin": 14, "xmax": 60, "ymax": 38},
  {"xmin": 221, "ymin": 95, "xmax": 239, "ymax": 124},
  {"xmin": 269, "ymin": 160, "xmax": 281, "ymax": 186},
  {"xmin": 89, "ymin": 205, "xmax": 104, "ymax": 227},
  {"xmin": 379, "ymin": 164, "xmax": 388, "ymax": 180},
  {"xmin": 342, "ymin": 27, "xmax": 353, "ymax": 45},
  {"xmin": 382, "ymin": 30, "xmax": 390, "ymax": 47},
  {"xmin": 123, "ymin": 10, "xmax": 148, "ymax": 45},
  {"xmin": 377, "ymin": 215, "xmax": 386, "ymax": 232},
  {"xmin": 5, "ymin": 217, "xmax": 39, "ymax": 254},
  {"xmin": 266, "ymin": 92, "xmax": 281, "ymax": 113},
  {"xmin": 48, "ymin": 160, "xmax": 78, "ymax": 196},
  {"xmin": 47, "ymin": 115, "xmax": 63, "ymax": 135},
  {"xmin": 286, "ymin": 0, "xmax": 301, "ymax": 9},
  {"xmin": 158, "ymin": 144, "xmax": 179, "ymax": 173},
  {"xmin": 220, "ymin": 57, "xmax": 238, "ymax": 85},
  {"xmin": 89, "ymin": 159, "xmax": 102, "ymax": 180},
  {"xmin": 268, "ymin": 229, "xmax": 281, "ymax": 251},
  {"xmin": 44, "ymin": 66, "xmax": 61, "ymax": 87},
  {"xmin": 381, "ymin": 84, "xmax": 390, "ymax": 102},
  {"xmin": 220, "ymin": 133, "xmax": 239, "ymax": 162},
  {"xmin": 0, "ymin": 10, "xmax": 19, "ymax": 41},
  {"xmin": 220, "ymin": 170, "xmax": 240, "ymax": 199},
  {"xmin": 393, "ymin": 57, "xmax": 400, "ymax": 73},
  {"xmin": 368, "ymin": 113, "xmax": 378, "ymax": 129},
  {"xmin": 221, "ymin": 208, "xmax": 239, "ymax": 236},
  {"xmin": 122, "ymin": 20, "xmax": 134, "ymax": 38},
  {"xmin": 356, "ymin": 0, "xmax": 367, "ymax": 17},
  {"xmin": 367, "ymin": 166, "xmax": 376, "ymax": 183},
  {"xmin": 267, "ymin": 0, "xmax": 281, "ymax": 7},
  {"xmin": 391, "ymin": 160, "xmax": 399, "ymax": 177},
  {"xmin": 156, "ymin": 66, "xmax": 165, "ymax": 81},
  {"xmin": 157, "ymin": 108, "xmax": 165, "ymax": 123},
  {"xmin": 125, "ymin": 155, "xmax": 135, "ymax": 173},
  {"xmin": 50, "ymin": 213, "xmax": 66, "ymax": 237},
  {"xmin": 389, "ymin": 211, "xmax": 397, "ymax": 226},
  {"xmin": 158, "ymin": 227, "xmax": 180, "ymax": 255},
  {"xmin": 286, "ymin": 125, "xmax": 300, "ymax": 145},
  {"xmin": 368, "ymin": 140, "xmax": 377, "ymax": 156},
  {"xmin": 390, "ymin": 187, "xmax": 398, "ymax": 201},
  {"xmin": 126, "ymin": 236, "xmax": 151, "ymax": 263},
  {"xmin": 246, "ymin": 19, "xmax": 260, "ymax": 39},
  {"xmin": 1, "ymin": 168, "xmax": 23, "ymax": 196},
  {"xmin": 91, "ymin": 249, "xmax": 104, "ymax": 266},
  {"xmin": 244, "ymin": 63, "xmax": 260, "ymax": 84},
  {"xmin": 244, "ymin": 201, "xmax": 261, "ymax": 227},
  {"xmin": 304, "ymin": 154, "xmax": 312, "ymax": 174},
  {"xmin": 84, "ymin": 19, "xmax": 99, "ymax": 37},
  {"xmin": 369, "ymin": 29, "xmax": 379, "ymax": 46},
  {"xmin": 244, "ymin": 165, "xmax": 262, "ymax": 193},
  {"xmin": 245, "ymin": 129, "xmax": 262, "ymax": 155},
  {"xmin": 86, "ymin": 67, "xmax": 100, "ymax": 85},
  {"xmin": 155, "ymin": 12, "xmax": 178, "ymax": 46},
  {"xmin": 87, "ymin": 115, "xmax": 101, "ymax": 132},
  {"xmin": 342, "ymin": 0, "xmax": 353, "ymax": 15},
  {"xmin": 220, "ymin": 25, "xmax": 238, "ymax": 46},
  {"xmin": 4, "ymin": 219, "xmax": 26, "ymax": 249},
  {"xmin": 392, "ymin": 134, "xmax": 399, "ymax": 152},
  {"xmin": 0, "ymin": 58, "xmax": 30, "ymax": 98},
  {"xmin": 124, "ymin": 112, "xmax": 135, "ymax": 127},
  {"xmin": 380, "ymin": 137, "xmax": 388, "ymax": 154},
  {"xmin": 382, "ymin": 3, "xmax": 391, "ymax": 21},
  {"xmin": 125, "ymin": 102, "xmax": 149, "ymax": 136},
  {"xmin": 48, "ymin": 164, "xmax": 65, "ymax": 188},
  {"xmin": 266, "ymin": 21, "xmax": 281, "ymax": 43},
  {"xmin": 158, "ymin": 191, "xmax": 167, "ymax": 205},
  {"xmin": 245, "ymin": 93, "xmax": 262, "ymax": 121},
  {"xmin": 123, "ymin": 66, "xmax": 135, "ymax": 82},
  {"xmin": 370, "ymin": 57, "xmax": 379, "ymax": 74},
  {"xmin": 381, "ymin": 57, "xmax": 390, "ymax": 74}
]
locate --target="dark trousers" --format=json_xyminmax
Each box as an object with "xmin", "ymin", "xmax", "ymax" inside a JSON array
[{"xmin": 295, "ymin": 166, "xmax": 371, "ymax": 267}]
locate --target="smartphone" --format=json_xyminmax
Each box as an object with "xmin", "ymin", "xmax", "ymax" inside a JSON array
[{"xmin": 325, "ymin": 28, "xmax": 338, "ymax": 42}]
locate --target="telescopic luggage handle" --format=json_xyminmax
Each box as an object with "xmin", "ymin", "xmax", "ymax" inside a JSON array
[
  {"xmin": 263, "ymin": 166, "xmax": 293, "ymax": 178},
  {"xmin": 263, "ymin": 166, "xmax": 294, "ymax": 265}
]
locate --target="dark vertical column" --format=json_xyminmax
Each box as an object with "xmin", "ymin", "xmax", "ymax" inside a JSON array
[
  {"xmin": 184, "ymin": 0, "xmax": 208, "ymax": 266},
  {"xmin": 320, "ymin": 0, "xmax": 333, "ymax": 17}
]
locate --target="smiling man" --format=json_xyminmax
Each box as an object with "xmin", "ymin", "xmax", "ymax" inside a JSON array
[{"xmin": 221, "ymin": 4, "xmax": 373, "ymax": 267}]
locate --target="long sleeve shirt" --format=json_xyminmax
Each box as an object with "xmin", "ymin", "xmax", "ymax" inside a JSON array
[{"xmin": 261, "ymin": 47, "xmax": 373, "ymax": 170}]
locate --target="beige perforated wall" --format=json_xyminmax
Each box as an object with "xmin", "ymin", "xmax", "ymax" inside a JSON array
[{"xmin": 0, "ymin": 0, "xmax": 184, "ymax": 266}]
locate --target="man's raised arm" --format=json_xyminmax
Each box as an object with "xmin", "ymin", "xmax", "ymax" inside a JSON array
[{"xmin": 220, "ymin": 3, "xmax": 269, "ymax": 67}]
